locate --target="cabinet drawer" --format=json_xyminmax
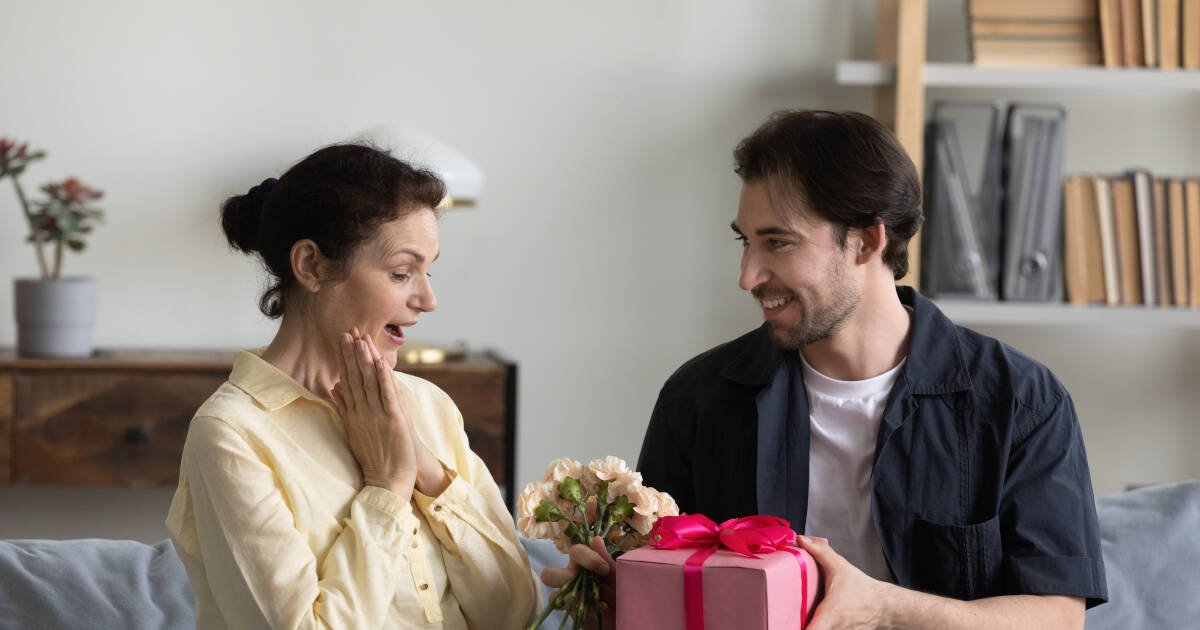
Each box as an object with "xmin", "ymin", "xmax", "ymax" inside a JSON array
[
  {"xmin": 12, "ymin": 371, "xmax": 226, "ymax": 486},
  {"xmin": 1, "ymin": 374, "xmax": 12, "ymax": 485}
]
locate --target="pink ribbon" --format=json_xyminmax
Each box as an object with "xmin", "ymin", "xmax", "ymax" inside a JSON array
[{"xmin": 650, "ymin": 514, "xmax": 810, "ymax": 630}]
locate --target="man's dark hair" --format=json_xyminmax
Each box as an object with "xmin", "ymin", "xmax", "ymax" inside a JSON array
[{"xmin": 733, "ymin": 110, "xmax": 922, "ymax": 280}]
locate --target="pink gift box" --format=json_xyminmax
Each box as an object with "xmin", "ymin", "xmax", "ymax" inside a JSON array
[{"xmin": 616, "ymin": 545, "xmax": 821, "ymax": 629}]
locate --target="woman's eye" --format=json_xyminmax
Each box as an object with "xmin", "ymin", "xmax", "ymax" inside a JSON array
[
  {"xmin": 392, "ymin": 273, "xmax": 410, "ymax": 282},
  {"xmin": 734, "ymin": 235, "xmax": 748, "ymax": 247},
  {"xmin": 768, "ymin": 239, "xmax": 788, "ymax": 249}
]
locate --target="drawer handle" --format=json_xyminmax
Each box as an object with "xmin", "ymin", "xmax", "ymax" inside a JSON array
[{"xmin": 125, "ymin": 425, "xmax": 151, "ymax": 444}]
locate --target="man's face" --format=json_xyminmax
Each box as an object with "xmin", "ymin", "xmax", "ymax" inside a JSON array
[{"xmin": 732, "ymin": 181, "xmax": 859, "ymax": 350}]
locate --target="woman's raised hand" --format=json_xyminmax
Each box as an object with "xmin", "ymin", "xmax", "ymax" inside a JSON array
[{"xmin": 330, "ymin": 328, "xmax": 420, "ymax": 501}]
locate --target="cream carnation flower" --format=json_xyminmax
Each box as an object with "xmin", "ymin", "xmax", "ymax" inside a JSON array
[
  {"xmin": 517, "ymin": 480, "xmax": 564, "ymax": 541},
  {"xmin": 542, "ymin": 457, "xmax": 585, "ymax": 485}
]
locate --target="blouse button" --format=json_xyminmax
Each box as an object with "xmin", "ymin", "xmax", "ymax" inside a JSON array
[
  {"xmin": 433, "ymin": 505, "xmax": 442, "ymax": 512},
  {"xmin": 419, "ymin": 583, "xmax": 429, "ymax": 591},
  {"xmin": 411, "ymin": 540, "xmax": 419, "ymax": 549}
]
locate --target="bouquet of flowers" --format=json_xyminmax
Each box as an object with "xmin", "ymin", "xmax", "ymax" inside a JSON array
[{"xmin": 519, "ymin": 456, "xmax": 679, "ymax": 630}]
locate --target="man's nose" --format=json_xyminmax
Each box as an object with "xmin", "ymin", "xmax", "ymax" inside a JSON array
[{"xmin": 739, "ymin": 249, "xmax": 767, "ymax": 292}]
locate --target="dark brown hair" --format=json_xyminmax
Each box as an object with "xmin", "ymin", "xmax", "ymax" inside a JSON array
[
  {"xmin": 220, "ymin": 144, "xmax": 445, "ymax": 318},
  {"xmin": 733, "ymin": 110, "xmax": 922, "ymax": 279}
]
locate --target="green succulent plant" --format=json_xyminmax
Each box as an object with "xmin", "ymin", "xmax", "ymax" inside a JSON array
[{"xmin": 1, "ymin": 137, "xmax": 104, "ymax": 279}]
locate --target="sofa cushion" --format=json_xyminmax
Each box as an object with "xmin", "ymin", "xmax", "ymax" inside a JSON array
[
  {"xmin": 0, "ymin": 538, "xmax": 194, "ymax": 630},
  {"xmin": 1085, "ymin": 479, "xmax": 1200, "ymax": 629}
]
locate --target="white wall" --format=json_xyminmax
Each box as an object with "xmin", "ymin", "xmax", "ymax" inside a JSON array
[{"xmin": 1, "ymin": 0, "xmax": 1196, "ymax": 543}]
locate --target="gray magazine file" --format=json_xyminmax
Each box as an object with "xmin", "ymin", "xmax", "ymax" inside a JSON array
[
  {"xmin": 1001, "ymin": 103, "xmax": 1067, "ymax": 302},
  {"xmin": 921, "ymin": 101, "xmax": 1004, "ymax": 298}
]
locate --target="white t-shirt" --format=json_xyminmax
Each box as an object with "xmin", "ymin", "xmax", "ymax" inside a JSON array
[{"xmin": 801, "ymin": 351, "xmax": 902, "ymax": 583}]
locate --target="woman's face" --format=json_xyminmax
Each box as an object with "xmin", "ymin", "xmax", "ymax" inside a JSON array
[{"xmin": 317, "ymin": 208, "xmax": 439, "ymax": 368}]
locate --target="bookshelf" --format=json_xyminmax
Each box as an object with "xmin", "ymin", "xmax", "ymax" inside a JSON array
[
  {"xmin": 935, "ymin": 299, "xmax": 1200, "ymax": 328},
  {"xmin": 852, "ymin": 0, "xmax": 1200, "ymax": 324},
  {"xmin": 835, "ymin": 60, "xmax": 1200, "ymax": 91}
]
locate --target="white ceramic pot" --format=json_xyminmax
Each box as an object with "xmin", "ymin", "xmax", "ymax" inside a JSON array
[{"xmin": 14, "ymin": 277, "xmax": 97, "ymax": 358}]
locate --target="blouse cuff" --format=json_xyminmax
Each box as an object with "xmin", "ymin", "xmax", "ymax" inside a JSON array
[{"xmin": 355, "ymin": 485, "xmax": 420, "ymax": 548}]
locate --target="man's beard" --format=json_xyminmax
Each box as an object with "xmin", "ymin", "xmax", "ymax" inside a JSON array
[{"xmin": 764, "ymin": 263, "xmax": 858, "ymax": 350}]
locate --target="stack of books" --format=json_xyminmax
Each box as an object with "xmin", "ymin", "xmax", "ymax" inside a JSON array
[
  {"xmin": 1063, "ymin": 173, "xmax": 1200, "ymax": 308},
  {"xmin": 1098, "ymin": 0, "xmax": 1200, "ymax": 68},
  {"xmin": 967, "ymin": 0, "xmax": 1102, "ymax": 66},
  {"xmin": 967, "ymin": 0, "xmax": 1200, "ymax": 68}
]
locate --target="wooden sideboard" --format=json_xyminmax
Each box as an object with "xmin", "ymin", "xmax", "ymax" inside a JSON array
[{"xmin": 0, "ymin": 348, "xmax": 517, "ymax": 509}]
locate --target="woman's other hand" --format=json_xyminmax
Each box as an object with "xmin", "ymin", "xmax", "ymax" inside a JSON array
[
  {"xmin": 540, "ymin": 537, "xmax": 617, "ymax": 630},
  {"xmin": 330, "ymin": 329, "xmax": 420, "ymax": 501}
]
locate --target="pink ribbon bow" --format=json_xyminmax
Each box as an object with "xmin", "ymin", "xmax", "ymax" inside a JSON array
[{"xmin": 650, "ymin": 514, "xmax": 811, "ymax": 630}]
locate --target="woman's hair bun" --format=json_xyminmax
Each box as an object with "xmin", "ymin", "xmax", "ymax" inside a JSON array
[{"xmin": 220, "ymin": 177, "xmax": 278, "ymax": 253}]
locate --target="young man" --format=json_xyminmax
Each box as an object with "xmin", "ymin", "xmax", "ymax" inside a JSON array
[{"xmin": 545, "ymin": 110, "xmax": 1106, "ymax": 629}]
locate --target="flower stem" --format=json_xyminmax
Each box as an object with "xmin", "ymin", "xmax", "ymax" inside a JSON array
[{"xmin": 10, "ymin": 177, "xmax": 49, "ymax": 278}]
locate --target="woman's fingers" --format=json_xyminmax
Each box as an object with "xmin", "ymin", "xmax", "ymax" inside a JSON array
[
  {"xmin": 341, "ymin": 335, "xmax": 368, "ymax": 411},
  {"xmin": 356, "ymin": 339, "xmax": 382, "ymax": 412},
  {"xmin": 335, "ymin": 334, "xmax": 360, "ymax": 412}
]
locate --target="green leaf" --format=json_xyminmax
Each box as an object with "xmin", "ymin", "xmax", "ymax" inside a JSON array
[
  {"xmin": 557, "ymin": 477, "xmax": 582, "ymax": 504},
  {"xmin": 533, "ymin": 499, "xmax": 566, "ymax": 523}
]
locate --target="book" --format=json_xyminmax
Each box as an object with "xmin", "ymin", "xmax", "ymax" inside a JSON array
[
  {"xmin": 1183, "ymin": 0, "xmax": 1200, "ymax": 68},
  {"xmin": 1144, "ymin": 0, "xmax": 1161, "ymax": 66},
  {"xmin": 1130, "ymin": 171, "xmax": 1157, "ymax": 305},
  {"xmin": 971, "ymin": 20, "xmax": 1100, "ymax": 38},
  {"xmin": 1121, "ymin": 0, "xmax": 1146, "ymax": 65},
  {"xmin": 1154, "ymin": 177, "xmax": 1172, "ymax": 305},
  {"xmin": 968, "ymin": 0, "xmax": 1099, "ymax": 20},
  {"xmin": 1064, "ymin": 176, "xmax": 1107, "ymax": 305},
  {"xmin": 1095, "ymin": 177, "xmax": 1123, "ymax": 305},
  {"xmin": 1114, "ymin": 176, "xmax": 1145, "ymax": 305},
  {"xmin": 1168, "ymin": 178, "xmax": 1189, "ymax": 306},
  {"xmin": 1160, "ymin": 0, "xmax": 1181, "ymax": 69},
  {"xmin": 1186, "ymin": 179, "xmax": 1200, "ymax": 308},
  {"xmin": 1100, "ymin": 0, "xmax": 1126, "ymax": 66},
  {"xmin": 972, "ymin": 38, "xmax": 1103, "ymax": 66}
]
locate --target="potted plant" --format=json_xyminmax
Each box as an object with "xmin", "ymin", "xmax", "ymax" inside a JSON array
[{"xmin": 1, "ymin": 137, "xmax": 104, "ymax": 357}]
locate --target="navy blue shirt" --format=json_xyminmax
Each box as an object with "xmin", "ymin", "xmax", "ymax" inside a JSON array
[{"xmin": 637, "ymin": 287, "xmax": 1108, "ymax": 607}]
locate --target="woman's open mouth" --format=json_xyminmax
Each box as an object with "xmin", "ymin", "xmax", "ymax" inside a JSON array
[{"xmin": 384, "ymin": 324, "xmax": 406, "ymax": 345}]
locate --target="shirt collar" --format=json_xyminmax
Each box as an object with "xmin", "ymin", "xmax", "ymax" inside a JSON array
[
  {"xmin": 721, "ymin": 286, "xmax": 972, "ymax": 395},
  {"xmin": 895, "ymin": 286, "xmax": 972, "ymax": 395},
  {"xmin": 228, "ymin": 348, "xmax": 332, "ymax": 411}
]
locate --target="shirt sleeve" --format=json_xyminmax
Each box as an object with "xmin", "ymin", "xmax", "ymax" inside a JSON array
[
  {"xmin": 179, "ymin": 415, "xmax": 421, "ymax": 630},
  {"xmin": 408, "ymin": 387, "xmax": 542, "ymax": 629},
  {"xmin": 1000, "ymin": 391, "xmax": 1108, "ymax": 608},
  {"xmin": 636, "ymin": 379, "xmax": 697, "ymax": 514}
]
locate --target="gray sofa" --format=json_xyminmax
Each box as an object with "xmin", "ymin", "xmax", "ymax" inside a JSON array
[{"xmin": 2, "ymin": 480, "xmax": 1197, "ymax": 630}]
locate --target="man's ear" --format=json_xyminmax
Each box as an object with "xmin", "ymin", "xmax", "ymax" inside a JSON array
[
  {"xmin": 854, "ymin": 222, "xmax": 887, "ymax": 265},
  {"xmin": 290, "ymin": 239, "xmax": 326, "ymax": 293}
]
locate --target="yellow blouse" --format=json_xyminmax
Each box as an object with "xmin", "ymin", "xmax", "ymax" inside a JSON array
[{"xmin": 166, "ymin": 350, "xmax": 540, "ymax": 629}]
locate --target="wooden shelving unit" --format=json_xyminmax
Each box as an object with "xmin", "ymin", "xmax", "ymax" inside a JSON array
[
  {"xmin": 935, "ymin": 300, "xmax": 1200, "ymax": 328},
  {"xmin": 859, "ymin": 1, "xmax": 1199, "ymax": 324},
  {"xmin": 835, "ymin": 60, "xmax": 1200, "ymax": 90}
]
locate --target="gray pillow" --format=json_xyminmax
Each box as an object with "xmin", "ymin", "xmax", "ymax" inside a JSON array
[
  {"xmin": 1085, "ymin": 479, "xmax": 1200, "ymax": 630},
  {"xmin": 0, "ymin": 538, "xmax": 194, "ymax": 630}
]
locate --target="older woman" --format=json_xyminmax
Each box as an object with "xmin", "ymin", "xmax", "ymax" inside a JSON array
[{"xmin": 167, "ymin": 144, "xmax": 540, "ymax": 629}]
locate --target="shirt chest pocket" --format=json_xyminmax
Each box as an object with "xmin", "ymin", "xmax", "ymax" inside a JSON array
[{"xmin": 909, "ymin": 514, "xmax": 1002, "ymax": 600}]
